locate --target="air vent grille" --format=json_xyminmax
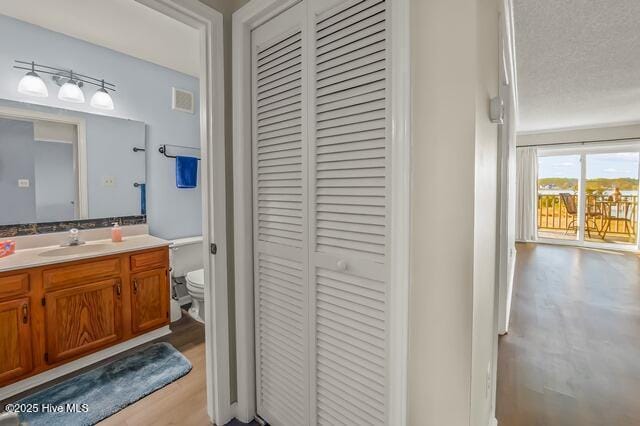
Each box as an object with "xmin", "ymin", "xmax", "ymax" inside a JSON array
[{"xmin": 172, "ymin": 87, "xmax": 194, "ymax": 113}]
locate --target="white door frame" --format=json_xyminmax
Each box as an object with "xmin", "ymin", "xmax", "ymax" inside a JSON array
[
  {"xmin": 134, "ymin": 1, "xmax": 230, "ymax": 424},
  {"xmin": 0, "ymin": 105, "xmax": 89, "ymax": 220},
  {"xmin": 232, "ymin": 0, "xmax": 411, "ymax": 423},
  {"xmin": 496, "ymin": 0, "xmax": 517, "ymax": 336}
]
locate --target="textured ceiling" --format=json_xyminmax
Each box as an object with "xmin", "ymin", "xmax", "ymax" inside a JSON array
[{"xmin": 513, "ymin": 0, "xmax": 640, "ymax": 132}]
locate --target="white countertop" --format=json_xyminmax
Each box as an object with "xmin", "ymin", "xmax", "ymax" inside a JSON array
[{"xmin": 0, "ymin": 234, "xmax": 169, "ymax": 273}]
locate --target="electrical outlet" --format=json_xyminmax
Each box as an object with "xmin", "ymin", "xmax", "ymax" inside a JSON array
[
  {"xmin": 18, "ymin": 179, "xmax": 30, "ymax": 188},
  {"xmin": 102, "ymin": 176, "xmax": 116, "ymax": 187}
]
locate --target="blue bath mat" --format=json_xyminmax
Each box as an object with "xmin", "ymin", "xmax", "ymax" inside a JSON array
[{"xmin": 15, "ymin": 342, "xmax": 192, "ymax": 426}]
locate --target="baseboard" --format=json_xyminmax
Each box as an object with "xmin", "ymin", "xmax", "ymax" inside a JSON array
[
  {"xmin": 0, "ymin": 326, "xmax": 171, "ymax": 401},
  {"xmin": 489, "ymin": 417, "xmax": 498, "ymax": 426}
]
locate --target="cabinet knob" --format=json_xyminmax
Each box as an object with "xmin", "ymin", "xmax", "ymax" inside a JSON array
[
  {"xmin": 336, "ymin": 259, "xmax": 347, "ymax": 271},
  {"xmin": 22, "ymin": 303, "xmax": 28, "ymax": 324},
  {"xmin": 133, "ymin": 279, "xmax": 139, "ymax": 294}
]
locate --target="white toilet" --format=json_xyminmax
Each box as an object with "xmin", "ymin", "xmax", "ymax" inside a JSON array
[
  {"xmin": 185, "ymin": 268, "xmax": 205, "ymax": 323},
  {"xmin": 170, "ymin": 237, "xmax": 206, "ymax": 323}
]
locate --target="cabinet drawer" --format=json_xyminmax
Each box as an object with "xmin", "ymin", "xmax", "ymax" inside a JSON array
[
  {"xmin": 0, "ymin": 273, "xmax": 30, "ymax": 300},
  {"xmin": 130, "ymin": 249, "xmax": 168, "ymax": 272},
  {"xmin": 43, "ymin": 258, "xmax": 121, "ymax": 291}
]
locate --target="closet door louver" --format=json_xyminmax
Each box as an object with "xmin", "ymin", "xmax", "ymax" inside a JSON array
[
  {"xmin": 312, "ymin": 0, "xmax": 388, "ymax": 264},
  {"xmin": 309, "ymin": 0, "xmax": 390, "ymax": 425},
  {"xmin": 252, "ymin": 4, "xmax": 310, "ymax": 425}
]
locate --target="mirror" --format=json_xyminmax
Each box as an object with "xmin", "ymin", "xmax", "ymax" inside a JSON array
[{"xmin": 0, "ymin": 99, "xmax": 146, "ymax": 227}]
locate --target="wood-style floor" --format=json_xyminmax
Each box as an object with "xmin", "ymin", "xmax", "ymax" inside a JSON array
[
  {"xmin": 100, "ymin": 314, "xmax": 209, "ymax": 426},
  {"xmin": 497, "ymin": 243, "xmax": 640, "ymax": 426}
]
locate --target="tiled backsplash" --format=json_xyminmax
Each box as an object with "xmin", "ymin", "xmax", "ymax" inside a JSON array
[{"xmin": 0, "ymin": 215, "xmax": 146, "ymax": 238}]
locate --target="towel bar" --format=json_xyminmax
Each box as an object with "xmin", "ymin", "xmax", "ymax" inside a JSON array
[{"xmin": 158, "ymin": 144, "xmax": 201, "ymax": 160}]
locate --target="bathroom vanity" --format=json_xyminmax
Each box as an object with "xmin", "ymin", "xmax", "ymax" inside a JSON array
[{"xmin": 0, "ymin": 236, "xmax": 169, "ymax": 389}]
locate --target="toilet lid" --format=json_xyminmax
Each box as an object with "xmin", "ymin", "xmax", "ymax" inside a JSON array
[{"xmin": 186, "ymin": 269, "xmax": 205, "ymax": 288}]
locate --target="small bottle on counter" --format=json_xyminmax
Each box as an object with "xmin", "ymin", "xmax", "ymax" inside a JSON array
[
  {"xmin": 0, "ymin": 240, "xmax": 16, "ymax": 258},
  {"xmin": 111, "ymin": 223, "xmax": 123, "ymax": 243}
]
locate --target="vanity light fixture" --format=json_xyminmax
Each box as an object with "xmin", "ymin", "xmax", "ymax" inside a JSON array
[
  {"xmin": 13, "ymin": 60, "xmax": 116, "ymax": 109},
  {"xmin": 90, "ymin": 80, "xmax": 115, "ymax": 110},
  {"xmin": 57, "ymin": 71, "xmax": 85, "ymax": 103},
  {"xmin": 17, "ymin": 61, "xmax": 48, "ymax": 98}
]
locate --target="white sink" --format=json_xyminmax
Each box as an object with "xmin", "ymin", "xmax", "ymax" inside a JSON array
[{"xmin": 38, "ymin": 244, "xmax": 112, "ymax": 258}]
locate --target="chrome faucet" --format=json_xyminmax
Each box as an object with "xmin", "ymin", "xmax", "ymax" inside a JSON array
[{"xmin": 62, "ymin": 228, "xmax": 85, "ymax": 247}]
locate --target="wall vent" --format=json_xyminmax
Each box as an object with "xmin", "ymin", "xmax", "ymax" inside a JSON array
[{"xmin": 172, "ymin": 87, "xmax": 194, "ymax": 113}]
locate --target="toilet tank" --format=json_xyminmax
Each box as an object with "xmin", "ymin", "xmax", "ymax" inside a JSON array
[{"xmin": 170, "ymin": 236, "xmax": 204, "ymax": 277}]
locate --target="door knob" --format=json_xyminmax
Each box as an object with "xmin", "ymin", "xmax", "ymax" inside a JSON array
[{"xmin": 336, "ymin": 259, "xmax": 347, "ymax": 271}]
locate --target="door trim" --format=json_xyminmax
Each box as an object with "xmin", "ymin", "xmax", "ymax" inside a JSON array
[
  {"xmin": 232, "ymin": 0, "xmax": 411, "ymax": 423},
  {"xmin": 133, "ymin": 1, "xmax": 228, "ymax": 424}
]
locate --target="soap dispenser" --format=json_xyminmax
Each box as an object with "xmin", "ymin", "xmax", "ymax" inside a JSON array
[{"xmin": 111, "ymin": 223, "xmax": 123, "ymax": 242}]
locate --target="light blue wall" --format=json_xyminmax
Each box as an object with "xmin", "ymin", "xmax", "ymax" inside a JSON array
[
  {"xmin": 0, "ymin": 14, "xmax": 202, "ymax": 239},
  {"xmin": 0, "ymin": 118, "xmax": 36, "ymax": 224},
  {"xmin": 83, "ymin": 114, "xmax": 146, "ymax": 218}
]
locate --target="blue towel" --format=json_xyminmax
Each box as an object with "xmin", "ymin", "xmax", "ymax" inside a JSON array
[
  {"xmin": 175, "ymin": 156, "xmax": 198, "ymax": 188},
  {"xmin": 139, "ymin": 183, "xmax": 146, "ymax": 215}
]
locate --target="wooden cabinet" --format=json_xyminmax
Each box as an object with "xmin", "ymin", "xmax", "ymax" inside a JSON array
[
  {"xmin": 0, "ymin": 274, "xmax": 29, "ymax": 300},
  {"xmin": 0, "ymin": 246, "xmax": 169, "ymax": 387},
  {"xmin": 44, "ymin": 279, "xmax": 122, "ymax": 363},
  {"xmin": 131, "ymin": 268, "xmax": 169, "ymax": 334},
  {"xmin": 0, "ymin": 298, "xmax": 33, "ymax": 383}
]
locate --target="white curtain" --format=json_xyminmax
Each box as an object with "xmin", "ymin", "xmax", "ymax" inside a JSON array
[{"xmin": 515, "ymin": 147, "xmax": 538, "ymax": 241}]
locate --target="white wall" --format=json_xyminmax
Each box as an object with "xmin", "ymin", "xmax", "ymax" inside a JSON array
[
  {"xmin": 409, "ymin": 0, "xmax": 475, "ymax": 424},
  {"xmin": 408, "ymin": 0, "xmax": 500, "ymax": 425},
  {"xmin": 517, "ymin": 122, "xmax": 640, "ymax": 146},
  {"xmin": 471, "ymin": 0, "xmax": 500, "ymax": 424}
]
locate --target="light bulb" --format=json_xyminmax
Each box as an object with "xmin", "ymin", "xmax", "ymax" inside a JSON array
[
  {"xmin": 58, "ymin": 80, "xmax": 85, "ymax": 103},
  {"xmin": 90, "ymin": 88, "xmax": 114, "ymax": 110},
  {"xmin": 17, "ymin": 71, "xmax": 48, "ymax": 97}
]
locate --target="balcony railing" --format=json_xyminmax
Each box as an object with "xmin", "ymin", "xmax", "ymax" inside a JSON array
[{"xmin": 537, "ymin": 193, "xmax": 638, "ymax": 242}]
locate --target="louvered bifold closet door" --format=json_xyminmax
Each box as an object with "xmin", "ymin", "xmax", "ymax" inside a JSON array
[
  {"xmin": 251, "ymin": 4, "xmax": 310, "ymax": 426},
  {"xmin": 309, "ymin": 0, "xmax": 390, "ymax": 425}
]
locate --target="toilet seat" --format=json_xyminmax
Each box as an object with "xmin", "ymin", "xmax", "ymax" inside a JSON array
[
  {"xmin": 185, "ymin": 268, "xmax": 206, "ymax": 323},
  {"xmin": 186, "ymin": 269, "xmax": 205, "ymax": 288}
]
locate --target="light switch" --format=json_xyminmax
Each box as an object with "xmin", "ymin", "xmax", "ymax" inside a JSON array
[
  {"xmin": 18, "ymin": 179, "xmax": 30, "ymax": 188},
  {"xmin": 102, "ymin": 176, "xmax": 116, "ymax": 187}
]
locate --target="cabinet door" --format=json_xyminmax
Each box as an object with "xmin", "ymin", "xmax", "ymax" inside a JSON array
[
  {"xmin": 131, "ymin": 268, "xmax": 169, "ymax": 334},
  {"xmin": 0, "ymin": 298, "xmax": 32, "ymax": 384},
  {"xmin": 45, "ymin": 279, "xmax": 122, "ymax": 364}
]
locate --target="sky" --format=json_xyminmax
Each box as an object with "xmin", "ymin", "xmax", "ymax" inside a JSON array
[{"xmin": 538, "ymin": 152, "xmax": 640, "ymax": 179}]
